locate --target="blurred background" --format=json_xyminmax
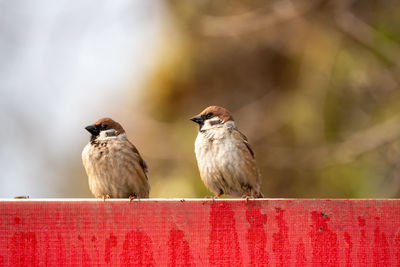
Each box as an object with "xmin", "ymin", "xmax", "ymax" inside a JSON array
[{"xmin": 1, "ymin": 0, "xmax": 400, "ymax": 198}]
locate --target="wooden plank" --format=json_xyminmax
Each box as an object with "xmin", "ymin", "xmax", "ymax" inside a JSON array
[{"xmin": 0, "ymin": 199, "xmax": 399, "ymax": 266}]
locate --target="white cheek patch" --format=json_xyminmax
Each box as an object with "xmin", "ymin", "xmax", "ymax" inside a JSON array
[
  {"xmin": 201, "ymin": 118, "xmax": 237, "ymax": 132},
  {"xmin": 202, "ymin": 117, "xmax": 222, "ymax": 130},
  {"xmin": 99, "ymin": 129, "xmax": 118, "ymax": 139},
  {"xmin": 209, "ymin": 117, "xmax": 222, "ymax": 126}
]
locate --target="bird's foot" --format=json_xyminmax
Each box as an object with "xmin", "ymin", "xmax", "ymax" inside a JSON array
[
  {"xmin": 97, "ymin": 195, "xmax": 110, "ymax": 201},
  {"xmin": 205, "ymin": 195, "xmax": 219, "ymax": 204},
  {"xmin": 129, "ymin": 195, "xmax": 137, "ymax": 202},
  {"xmin": 241, "ymin": 195, "xmax": 252, "ymax": 203}
]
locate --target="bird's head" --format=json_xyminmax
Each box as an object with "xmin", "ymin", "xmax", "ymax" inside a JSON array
[
  {"xmin": 190, "ymin": 106, "xmax": 235, "ymax": 131},
  {"xmin": 85, "ymin": 118, "xmax": 125, "ymax": 140}
]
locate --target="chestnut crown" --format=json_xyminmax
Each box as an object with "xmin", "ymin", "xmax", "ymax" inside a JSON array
[
  {"xmin": 85, "ymin": 117, "xmax": 125, "ymax": 137},
  {"xmin": 190, "ymin": 105, "xmax": 234, "ymax": 125}
]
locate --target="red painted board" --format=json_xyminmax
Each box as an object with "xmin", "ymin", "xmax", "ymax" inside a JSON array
[{"xmin": 0, "ymin": 199, "xmax": 399, "ymax": 266}]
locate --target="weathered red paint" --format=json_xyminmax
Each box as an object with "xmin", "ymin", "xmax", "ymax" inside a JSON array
[
  {"xmin": 296, "ymin": 240, "xmax": 307, "ymax": 266},
  {"xmin": 272, "ymin": 207, "xmax": 290, "ymax": 266},
  {"xmin": 310, "ymin": 211, "xmax": 338, "ymax": 266},
  {"xmin": 344, "ymin": 231, "xmax": 352, "ymax": 267},
  {"xmin": 167, "ymin": 227, "xmax": 194, "ymax": 266},
  {"xmin": 246, "ymin": 205, "xmax": 268, "ymax": 266},
  {"xmin": 0, "ymin": 199, "xmax": 399, "ymax": 266},
  {"xmin": 208, "ymin": 202, "xmax": 242, "ymax": 267},
  {"xmin": 357, "ymin": 216, "xmax": 367, "ymax": 266}
]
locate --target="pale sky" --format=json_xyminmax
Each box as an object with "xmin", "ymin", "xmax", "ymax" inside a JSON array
[{"xmin": 0, "ymin": 0, "xmax": 166, "ymax": 197}]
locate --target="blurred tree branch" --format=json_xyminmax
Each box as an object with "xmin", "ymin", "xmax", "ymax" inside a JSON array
[
  {"xmin": 310, "ymin": 112, "xmax": 400, "ymax": 167},
  {"xmin": 147, "ymin": 0, "xmax": 400, "ymax": 197},
  {"xmin": 200, "ymin": 0, "xmax": 325, "ymax": 37},
  {"xmin": 334, "ymin": 10, "xmax": 400, "ymax": 84}
]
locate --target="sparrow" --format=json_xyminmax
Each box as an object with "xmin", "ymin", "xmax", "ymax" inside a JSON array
[
  {"xmin": 190, "ymin": 106, "xmax": 263, "ymax": 198},
  {"xmin": 82, "ymin": 118, "xmax": 150, "ymax": 198}
]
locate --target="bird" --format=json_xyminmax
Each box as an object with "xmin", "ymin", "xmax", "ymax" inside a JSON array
[
  {"xmin": 190, "ymin": 106, "xmax": 263, "ymax": 198},
  {"xmin": 82, "ymin": 118, "xmax": 150, "ymax": 199}
]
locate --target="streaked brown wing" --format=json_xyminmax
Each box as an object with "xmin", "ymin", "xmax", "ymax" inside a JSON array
[
  {"xmin": 237, "ymin": 130, "xmax": 255, "ymax": 159},
  {"xmin": 232, "ymin": 129, "xmax": 261, "ymax": 187},
  {"xmin": 129, "ymin": 142, "xmax": 149, "ymax": 177}
]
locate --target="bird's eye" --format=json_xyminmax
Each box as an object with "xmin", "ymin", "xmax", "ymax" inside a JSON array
[{"xmin": 206, "ymin": 112, "xmax": 213, "ymax": 119}]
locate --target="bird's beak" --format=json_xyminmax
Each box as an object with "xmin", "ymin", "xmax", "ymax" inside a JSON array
[
  {"xmin": 190, "ymin": 115, "xmax": 204, "ymax": 125},
  {"xmin": 85, "ymin": 125, "xmax": 100, "ymax": 136}
]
